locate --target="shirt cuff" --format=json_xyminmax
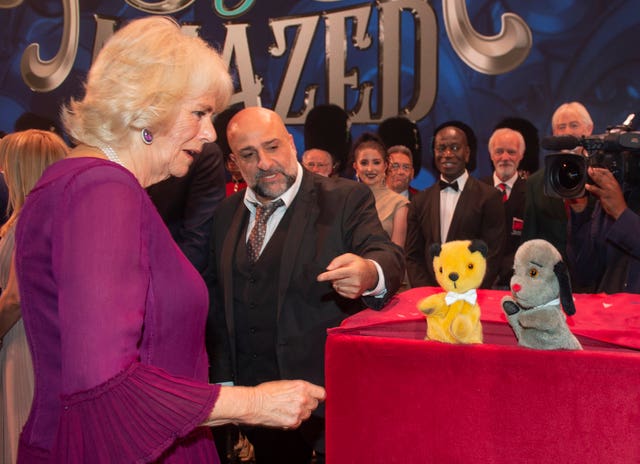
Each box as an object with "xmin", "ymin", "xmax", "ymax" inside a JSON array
[{"xmin": 362, "ymin": 259, "xmax": 387, "ymax": 298}]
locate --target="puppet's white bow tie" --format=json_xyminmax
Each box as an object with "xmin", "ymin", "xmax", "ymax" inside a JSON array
[
  {"xmin": 445, "ymin": 288, "xmax": 478, "ymax": 306},
  {"xmin": 533, "ymin": 298, "xmax": 560, "ymax": 310}
]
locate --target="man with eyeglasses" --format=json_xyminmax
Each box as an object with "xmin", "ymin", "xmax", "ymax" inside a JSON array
[
  {"xmin": 405, "ymin": 120, "xmax": 505, "ymax": 288},
  {"xmin": 386, "ymin": 145, "xmax": 417, "ymax": 199},
  {"xmin": 301, "ymin": 148, "xmax": 336, "ymax": 177}
]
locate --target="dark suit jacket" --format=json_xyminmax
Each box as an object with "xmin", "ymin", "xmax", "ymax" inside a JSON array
[
  {"xmin": 568, "ymin": 187, "xmax": 640, "ymax": 294},
  {"xmin": 405, "ymin": 175, "xmax": 506, "ymax": 288},
  {"xmin": 481, "ymin": 175, "xmax": 526, "ymax": 287},
  {"xmin": 521, "ymin": 169, "xmax": 569, "ymax": 259},
  {"xmin": 206, "ymin": 170, "xmax": 404, "ymax": 388},
  {"xmin": 523, "ymin": 169, "xmax": 599, "ymax": 292},
  {"xmin": 147, "ymin": 142, "xmax": 226, "ymax": 273}
]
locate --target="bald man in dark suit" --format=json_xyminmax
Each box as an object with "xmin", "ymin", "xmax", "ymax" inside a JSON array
[{"xmin": 206, "ymin": 107, "xmax": 404, "ymax": 464}]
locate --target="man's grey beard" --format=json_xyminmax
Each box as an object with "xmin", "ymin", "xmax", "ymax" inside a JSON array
[{"xmin": 254, "ymin": 171, "xmax": 297, "ymax": 199}]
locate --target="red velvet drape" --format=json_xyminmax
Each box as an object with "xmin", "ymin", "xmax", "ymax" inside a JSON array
[{"xmin": 326, "ymin": 288, "xmax": 640, "ymax": 463}]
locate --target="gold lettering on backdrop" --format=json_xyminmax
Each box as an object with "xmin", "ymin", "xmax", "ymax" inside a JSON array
[
  {"xmin": 270, "ymin": 15, "xmax": 320, "ymax": 122},
  {"xmin": 377, "ymin": 0, "xmax": 436, "ymax": 121},
  {"xmin": 93, "ymin": 16, "xmax": 117, "ymax": 61},
  {"xmin": 324, "ymin": 5, "xmax": 372, "ymax": 122},
  {"xmin": 8, "ymin": 0, "xmax": 533, "ymax": 119},
  {"xmin": 442, "ymin": 0, "xmax": 532, "ymax": 74},
  {"xmin": 222, "ymin": 23, "xmax": 263, "ymax": 108},
  {"xmin": 322, "ymin": 1, "xmax": 437, "ymax": 123},
  {"xmin": 176, "ymin": 23, "xmax": 200, "ymax": 37},
  {"xmin": 19, "ymin": 0, "xmax": 79, "ymax": 92}
]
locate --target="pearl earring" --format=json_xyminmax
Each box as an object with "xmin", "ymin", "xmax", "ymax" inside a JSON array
[{"xmin": 141, "ymin": 128, "xmax": 153, "ymax": 145}]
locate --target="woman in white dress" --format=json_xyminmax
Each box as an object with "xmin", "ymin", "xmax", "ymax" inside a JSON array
[{"xmin": 0, "ymin": 129, "xmax": 68, "ymax": 463}]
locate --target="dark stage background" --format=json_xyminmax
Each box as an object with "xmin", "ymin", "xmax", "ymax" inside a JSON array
[{"xmin": 1, "ymin": 0, "xmax": 639, "ymax": 188}]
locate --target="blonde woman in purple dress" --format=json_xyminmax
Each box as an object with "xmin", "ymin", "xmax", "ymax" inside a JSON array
[
  {"xmin": 0, "ymin": 129, "xmax": 69, "ymax": 463},
  {"xmin": 14, "ymin": 16, "xmax": 324, "ymax": 464}
]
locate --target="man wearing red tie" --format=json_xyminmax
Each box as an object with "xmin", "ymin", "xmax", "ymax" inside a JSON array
[
  {"xmin": 406, "ymin": 120, "xmax": 505, "ymax": 289},
  {"xmin": 482, "ymin": 127, "xmax": 527, "ymax": 288}
]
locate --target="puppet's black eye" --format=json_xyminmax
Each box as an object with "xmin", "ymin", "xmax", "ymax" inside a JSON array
[
  {"xmin": 468, "ymin": 263, "xmax": 474, "ymax": 270},
  {"xmin": 529, "ymin": 268, "xmax": 538, "ymax": 278},
  {"xmin": 439, "ymin": 266, "xmax": 443, "ymax": 274}
]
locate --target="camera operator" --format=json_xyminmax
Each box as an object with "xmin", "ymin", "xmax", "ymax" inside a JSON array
[
  {"xmin": 522, "ymin": 102, "xmax": 593, "ymax": 261},
  {"xmin": 567, "ymin": 164, "xmax": 640, "ymax": 294}
]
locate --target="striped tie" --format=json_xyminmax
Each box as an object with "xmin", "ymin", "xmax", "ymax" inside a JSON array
[{"xmin": 497, "ymin": 183, "xmax": 508, "ymax": 203}]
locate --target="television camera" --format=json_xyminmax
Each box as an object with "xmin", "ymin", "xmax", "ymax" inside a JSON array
[{"xmin": 542, "ymin": 113, "xmax": 640, "ymax": 199}]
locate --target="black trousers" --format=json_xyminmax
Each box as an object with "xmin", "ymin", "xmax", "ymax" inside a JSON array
[
  {"xmin": 243, "ymin": 416, "xmax": 325, "ymax": 464},
  {"xmin": 212, "ymin": 424, "xmax": 240, "ymax": 463}
]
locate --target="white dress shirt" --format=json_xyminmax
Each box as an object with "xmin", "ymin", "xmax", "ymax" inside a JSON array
[
  {"xmin": 440, "ymin": 170, "xmax": 469, "ymax": 242},
  {"xmin": 492, "ymin": 172, "xmax": 519, "ymax": 200},
  {"xmin": 242, "ymin": 163, "xmax": 386, "ymax": 297}
]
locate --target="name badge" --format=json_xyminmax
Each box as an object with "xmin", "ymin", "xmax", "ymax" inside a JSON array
[{"xmin": 512, "ymin": 217, "xmax": 524, "ymax": 236}]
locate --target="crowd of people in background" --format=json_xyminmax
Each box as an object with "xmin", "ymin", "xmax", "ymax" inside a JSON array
[{"xmin": 0, "ymin": 14, "xmax": 639, "ymax": 464}]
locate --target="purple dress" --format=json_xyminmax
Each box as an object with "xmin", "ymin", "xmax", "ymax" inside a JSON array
[{"xmin": 15, "ymin": 158, "xmax": 220, "ymax": 463}]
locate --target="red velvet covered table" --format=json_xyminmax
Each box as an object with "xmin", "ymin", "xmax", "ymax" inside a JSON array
[{"xmin": 325, "ymin": 287, "xmax": 640, "ymax": 463}]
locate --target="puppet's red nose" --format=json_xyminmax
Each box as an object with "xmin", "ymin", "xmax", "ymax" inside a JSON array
[{"xmin": 512, "ymin": 283, "xmax": 521, "ymax": 293}]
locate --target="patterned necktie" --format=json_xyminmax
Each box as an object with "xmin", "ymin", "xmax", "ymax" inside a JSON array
[
  {"xmin": 497, "ymin": 183, "xmax": 508, "ymax": 202},
  {"xmin": 247, "ymin": 199, "xmax": 284, "ymax": 263}
]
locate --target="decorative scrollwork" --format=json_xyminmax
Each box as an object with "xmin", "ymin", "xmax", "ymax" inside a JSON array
[
  {"xmin": 213, "ymin": 0, "xmax": 254, "ymax": 18},
  {"xmin": 0, "ymin": 0, "xmax": 23, "ymax": 9},
  {"xmin": 124, "ymin": 0, "xmax": 194, "ymax": 14},
  {"xmin": 20, "ymin": 0, "xmax": 79, "ymax": 92},
  {"xmin": 443, "ymin": 0, "xmax": 532, "ymax": 75}
]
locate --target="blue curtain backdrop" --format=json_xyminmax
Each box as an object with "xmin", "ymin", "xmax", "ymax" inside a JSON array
[{"xmin": 1, "ymin": 0, "xmax": 638, "ymax": 188}]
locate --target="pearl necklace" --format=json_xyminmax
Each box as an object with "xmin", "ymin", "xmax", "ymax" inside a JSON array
[{"xmin": 97, "ymin": 144, "xmax": 125, "ymax": 167}]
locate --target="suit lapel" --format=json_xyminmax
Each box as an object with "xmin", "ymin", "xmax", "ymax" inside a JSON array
[
  {"xmin": 426, "ymin": 185, "xmax": 441, "ymax": 243},
  {"xmin": 506, "ymin": 177, "xmax": 525, "ymax": 210},
  {"xmin": 278, "ymin": 172, "xmax": 317, "ymax": 318},
  {"xmin": 448, "ymin": 176, "xmax": 476, "ymax": 239},
  {"xmin": 221, "ymin": 199, "xmax": 247, "ymax": 354},
  {"xmin": 513, "ymin": 176, "xmax": 527, "ymax": 201}
]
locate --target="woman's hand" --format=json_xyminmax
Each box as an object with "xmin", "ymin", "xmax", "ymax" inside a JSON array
[
  {"xmin": 244, "ymin": 380, "xmax": 326, "ymax": 429},
  {"xmin": 204, "ymin": 380, "xmax": 326, "ymax": 429}
]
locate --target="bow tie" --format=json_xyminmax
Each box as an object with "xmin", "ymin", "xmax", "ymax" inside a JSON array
[
  {"xmin": 444, "ymin": 289, "xmax": 478, "ymax": 306},
  {"xmin": 439, "ymin": 179, "xmax": 459, "ymax": 192},
  {"xmin": 531, "ymin": 298, "xmax": 560, "ymax": 310}
]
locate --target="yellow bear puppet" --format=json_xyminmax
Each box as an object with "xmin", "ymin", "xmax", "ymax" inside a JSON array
[{"xmin": 417, "ymin": 240, "xmax": 488, "ymax": 344}]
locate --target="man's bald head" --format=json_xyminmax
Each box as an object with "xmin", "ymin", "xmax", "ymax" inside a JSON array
[
  {"xmin": 227, "ymin": 107, "xmax": 287, "ymax": 149},
  {"xmin": 226, "ymin": 107, "xmax": 298, "ymax": 203}
]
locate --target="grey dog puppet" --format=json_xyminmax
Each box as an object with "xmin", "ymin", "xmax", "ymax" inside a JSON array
[{"xmin": 501, "ymin": 239, "xmax": 582, "ymax": 350}]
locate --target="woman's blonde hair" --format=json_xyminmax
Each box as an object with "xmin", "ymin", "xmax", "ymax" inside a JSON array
[
  {"xmin": 62, "ymin": 16, "xmax": 233, "ymax": 147},
  {"xmin": 0, "ymin": 129, "xmax": 69, "ymax": 236}
]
